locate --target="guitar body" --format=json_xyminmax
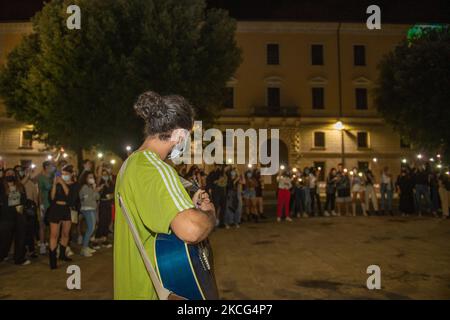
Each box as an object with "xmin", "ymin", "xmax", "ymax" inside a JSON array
[{"xmin": 154, "ymin": 233, "xmax": 219, "ymax": 300}]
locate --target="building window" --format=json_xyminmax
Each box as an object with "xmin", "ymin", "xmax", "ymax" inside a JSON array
[
  {"xmin": 313, "ymin": 132, "xmax": 326, "ymax": 148},
  {"xmin": 358, "ymin": 161, "xmax": 369, "ymax": 172},
  {"xmin": 357, "ymin": 132, "xmax": 369, "ymax": 148},
  {"xmin": 224, "ymin": 87, "xmax": 234, "ymax": 109},
  {"xmin": 267, "ymin": 87, "xmax": 280, "ymax": 109},
  {"xmin": 311, "ymin": 44, "xmax": 324, "ymax": 65},
  {"xmin": 354, "ymin": 45, "xmax": 366, "ymax": 66},
  {"xmin": 355, "ymin": 88, "xmax": 368, "ymax": 110},
  {"xmin": 20, "ymin": 130, "xmax": 33, "ymax": 148},
  {"xmin": 267, "ymin": 44, "xmax": 279, "ymax": 65},
  {"xmin": 400, "ymin": 137, "xmax": 411, "ymax": 149},
  {"xmin": 313, "ymin": 161, "xmax": 326, "ymax": 181},
  {"xmin": 312, "ymin": 87, "xmax": 324, "ymax": 109}
]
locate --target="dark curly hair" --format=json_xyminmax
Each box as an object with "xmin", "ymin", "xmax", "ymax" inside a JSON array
[{"xmin": 134, "ymin": 91, "xmax": 195, "ymax": 140}]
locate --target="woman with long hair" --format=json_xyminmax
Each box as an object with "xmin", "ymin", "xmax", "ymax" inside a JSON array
[
  {"xmin": 78, "ymin": 171, "xmax": 100, "ymax": 256},
  {"xmin": 94, "ymin": 167, "xmax": 115, "ymax": 247},
  {"xmin": 350, "ymin": 167, "xmax": 367, "ymax": 216},
  {"xmin": 0, "ymin": 168, "xmax": 29, "ymax": 265},
  {"xmin": 243, "ymin": 169, "xmax": 258, "ymax": 222},
  {"xmin": 47, "ymin": 164, "xmax": 74, "ymax": 269},
  {"xmin": 276, "ymin": 169, "xmax": 292, "ymax": 222},
  {"xmin": 324, "ymin": 168, "xmax": 338, "ymax": 216}
]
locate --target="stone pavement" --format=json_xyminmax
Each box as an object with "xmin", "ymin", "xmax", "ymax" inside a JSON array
[{"xmin": 1, "ymin": 215, "xmax": 449, "ymax": 300}]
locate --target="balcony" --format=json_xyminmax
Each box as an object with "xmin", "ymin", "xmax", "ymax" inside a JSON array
[{"xmin": 252, "ymin": 106, "xmax": 299, "ymax": 117}]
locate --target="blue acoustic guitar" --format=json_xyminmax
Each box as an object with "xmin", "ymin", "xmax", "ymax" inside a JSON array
[{"xmin": 154, "ymin": 177, "xmax": 219, "ymax": 300}]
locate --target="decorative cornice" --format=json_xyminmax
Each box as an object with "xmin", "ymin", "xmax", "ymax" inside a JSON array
[
  {"xmin": 352, "ymin": 76, "xmax": 372, "ymax": 86},
  {"xmin": 264, "ymin": 75, "xmax": 283, "ymax": 86},
  {"xmin": 237, "ymin": 21, "xmax": 339, "ymax": 34},
  {"xmin": 0, "ymin": 22, "xmax": 33, "ymax": 35},
  {"xmin": 237, "ymin": 21, "xmax": 410, "ymax": 36},
  {"xmin": 308, "ymin": 76, "xmax": 328, "ymax": 85}
]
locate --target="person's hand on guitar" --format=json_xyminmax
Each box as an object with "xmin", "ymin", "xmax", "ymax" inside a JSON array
[{"xmin": 192, "ymin": 189, "xmax": 215, "ymax": 216}]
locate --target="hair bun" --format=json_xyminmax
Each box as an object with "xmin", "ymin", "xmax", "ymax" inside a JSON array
[{"xmin": 134, "ymin": 91, "xmax": 165, "ymax": 120}]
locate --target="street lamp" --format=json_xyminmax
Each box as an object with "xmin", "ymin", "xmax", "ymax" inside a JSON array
[
  {"xmin": 247, "ymin": 164, "xmax": 252, "ymax": 169},
  {"xmin": 402, "ymin": 158, "xmax": 407, "ymax": 164},
  {"xmin": 227, "ymin": 158, "xmax": 232, "ymax": 164},
  {"xmin": 372, "ymin": 157, "xmax": 378, "ymax": 163},
  {"xmin": 280, "ymin": 165, "xmax": 285, "ymax": 170},
  {"xmin": 292, "ymin": 168, "xmax": 298, "ymax": 173},
  {"xmin": 417, "ymin": 154, "xmax": 423, "ymax": 159},
  {"xmin": 110, "ymin": 159, "xmax": 116, "ymax": 165},
  {"xmin": 97, "ymin": 152, "xmax": 103, "ymax": 159},
  {"xmin": 63, "ymin": 153, "xmax": 68, "ymax": 159},
  {"xmin": 334, "ymin": 121, "xmax": 345, "ymax": 165},
  {"xmin": 334, "ymin": 121, "xmax": 344, "ymax": 130},
  {"xmin": 47, "ymin": 155, "xmax": 53, "ymax": 160},
  {"xmin": 126, "ymin": 145, "xmax": 132, "ymax": 152}
]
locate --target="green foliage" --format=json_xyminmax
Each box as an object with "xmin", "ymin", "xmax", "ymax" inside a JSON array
[
  {"xmin": 0, "ymin": 0, "xmax": 242, "ymax": 158},
  {"xmin": 374, "ymin": 27, "xmax": 450, "ymax": 159}
]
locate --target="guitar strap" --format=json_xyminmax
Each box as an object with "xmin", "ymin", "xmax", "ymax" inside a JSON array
[{"xmin": 117, "ymin": 193, "xmax": 172, "ymax": 300}]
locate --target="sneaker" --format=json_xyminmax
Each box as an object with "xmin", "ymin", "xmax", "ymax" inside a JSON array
[
  {"xmin": 286, "ymin": 217, "xmax": 293, "ymax": 222},
  {"xmin": 276, "ymin": 217, "xmax": 281, "ymax": 222},
  {"xmin": 80, "ymin": 248, "xmax": 93, "ymax": 257},
  {"xmin": 39, "ymin": 244, "xmax": 46, "ymax": 255},
  {"xmin": 87, "ymin": 247, "xmax": 97, "ymax": 254},
  {"xmin": 296, "ymin": 214, "xmax": 300, "ymax": 218},
  {"xmin": 20, "ymin": 260, "xmax": 31, "ymax": 266},
  {"xmin": 225, "ymin": 224, "xmax": 230, "ymax": 229},
  {"xmin": 235, "ymin": 224, "xmax": 240, "ymax": 229},
  {"xmin": 66, "ymin": 246, "xmax": 74, "ymax": 257},
  {"xmin": 102, "ymin": 242, "xmax": 113, "ymax": 249},
  {"xmin": 331, "ymin": 211, "xmax": 337, "ymax": 216},
  {"xmin": 324, "ymin": 211, "xmax": 330, "ymax": 217},
  {"xmin": 77, "ymin": 235, "xmax": 83, "ymax": 245},
  {"xmin": 302, "ymin": 213, "xmax": 309, "ymax": 218},
  {"xmin": 92, "ymin": 245, "xmax": 101, "ymax": 250}
]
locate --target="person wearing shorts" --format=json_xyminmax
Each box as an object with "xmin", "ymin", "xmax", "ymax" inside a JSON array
[{"xmin": 243, "ymin": 170, "xmax": 258, "ymax": 222}]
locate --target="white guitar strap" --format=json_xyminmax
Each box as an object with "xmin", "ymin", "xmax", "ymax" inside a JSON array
[{"xmin": 116, "ymin": 156, "xmax": 171, "ymax": 300}]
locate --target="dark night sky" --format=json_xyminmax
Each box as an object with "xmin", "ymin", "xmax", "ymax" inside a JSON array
[{"xmin": 0, "ymin": 0, "xmax": 449, "ymax": 23}]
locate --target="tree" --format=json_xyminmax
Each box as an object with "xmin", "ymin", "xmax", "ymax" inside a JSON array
[
  {"xmin": 0, "ymin": 0, "xmax": 242, "ymax": 165},
  {"xmin": 374, "ymin": 27, "xmax": 450, "ymax": 160}
]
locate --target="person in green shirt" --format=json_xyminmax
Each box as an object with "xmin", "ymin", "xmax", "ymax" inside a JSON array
[
  {"xmin": 37, "ymin": 160, "xmax": 55, "ymax": 255},
  {"xmin": 114, "ymin": 91, "xmax": 216, "ymax": 300}
]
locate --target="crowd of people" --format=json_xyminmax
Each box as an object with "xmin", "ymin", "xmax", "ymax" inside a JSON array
[
  {"xmin": 275, "ymin": 162, "xmax": 450, "ymax": 221},
  {"xmin": 2, "ymin": 156, "xmax": 449, "ymax": 267},
  {"xmin": 179, "ymin": 164, "xmax": 266, "ymax": 229},
  {"xmin": 0, "ymin": 159, "xmax": 115, "ymax": 268},
  {"xmin": 179, "ymin": 161, "xmax": 450, "ymax": 227}
]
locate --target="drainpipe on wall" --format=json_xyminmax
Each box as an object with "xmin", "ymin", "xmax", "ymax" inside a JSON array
[{"xmin": 337, "ymin": 22, "xmax": 345, "ymax": 165}]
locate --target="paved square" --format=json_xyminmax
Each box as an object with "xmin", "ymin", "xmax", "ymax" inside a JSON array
[{"xmin": 0, "ymin": 216, "xmax": 449, "ymax": 299}]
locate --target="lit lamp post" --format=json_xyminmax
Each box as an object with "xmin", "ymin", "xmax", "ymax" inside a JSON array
[{"xmin": 334, "ymin": 121, "xmax": 345, "ymax": 165}]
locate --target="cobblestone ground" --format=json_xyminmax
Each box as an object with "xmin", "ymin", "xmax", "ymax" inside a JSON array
[{"xmin": 1, "ymin": 214, "xmax": 449, "ymax": 300}]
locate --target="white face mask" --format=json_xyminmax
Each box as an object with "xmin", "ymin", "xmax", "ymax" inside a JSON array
[
  {"xmin": 88, "ymin": 178, "xmax": 95, "ymax": 185},
  {"xmin": 62, "ymin": 175, "xmax": 71, "ymax": 182},
  {"xmin": 168, "ymin": 129, "xmax": 189, "ymax": 160}
]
